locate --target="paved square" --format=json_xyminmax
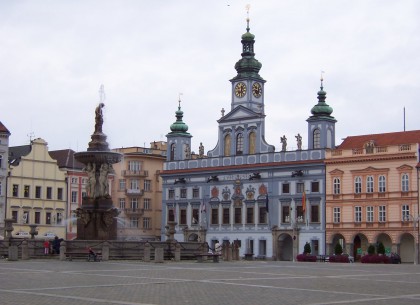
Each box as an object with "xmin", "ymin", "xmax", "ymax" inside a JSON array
[{"xmin": 1, "ymin": 259, "xmax": 420, "ymax": 305}]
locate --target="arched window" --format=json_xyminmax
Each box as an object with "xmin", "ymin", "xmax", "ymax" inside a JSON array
[
  {"xmin": 333, "ymin": 177, "xmax": 340, "ymax": 194},
  {"xmin": 236, "ymin": 133, "xmax": 243, "ymax": 155},
  {"xmin": 170, "ymin": 143, "xmax": 176, "ymax": 161},
  {"xmin": 354, "ymin": 176, "xmax": 362, "ymax": 194},
  {"xmin": 224, "ymin": 134, "xmax": 231, "ymax": 156},
  {"xmin": 248, "ymin": 132, "xmax": 256, "ymax": 154},
  {"xmin": 313, "ymin": 129, "xmax": 321, "ymax": 149},
  {"xmin": 401, "ymin": 173, "xmax": 409, "ymax": 192},
  {"xmin": 378, "ymin": 175, "xmax": 386, "ymax": 193},
  {"xmin": 366, "ymin": 176, "xmax": 374, "ymax": 193}
]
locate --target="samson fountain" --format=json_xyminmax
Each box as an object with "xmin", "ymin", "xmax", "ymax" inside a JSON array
[{"xmin": 74, "ymin": 101, "xmax": 122, "ymax": 240}]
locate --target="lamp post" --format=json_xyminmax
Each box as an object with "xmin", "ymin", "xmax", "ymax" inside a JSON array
[{"xmin": 411, "ymin": 215, "xmax": 420, "ymax": 265}]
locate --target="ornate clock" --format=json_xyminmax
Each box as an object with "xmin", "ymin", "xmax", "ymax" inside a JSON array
[
  {"xmin": 252, "ymin": 82, "xmax": 262, "ymax": 98},
  {"xmin": 235, "ymin": 82, "xmax": 246, "ymax": 98}
]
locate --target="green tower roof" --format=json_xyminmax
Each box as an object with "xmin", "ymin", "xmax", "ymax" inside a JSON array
[
  {"xmin": 310, "ymin": 80, "xmax": 334, "ymax": 117},
  {"xmin": 167, "ymin": 102, "xmax": 191, "ymax": 137}
]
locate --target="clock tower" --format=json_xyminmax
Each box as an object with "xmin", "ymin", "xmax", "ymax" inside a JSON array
[{"xmin": 230, "ymin": 17, "xmax": 266, "ymax": 114}]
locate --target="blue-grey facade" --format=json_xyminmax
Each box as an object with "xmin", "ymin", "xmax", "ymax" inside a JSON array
[{"xmin": 161, "ymin": 22, "xmax": 337, "ymax": 260}]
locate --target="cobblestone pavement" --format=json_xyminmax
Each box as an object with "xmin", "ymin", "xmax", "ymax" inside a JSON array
[{"xmin": 1, "ymin": 259, "xmax": 420, "ymax": 305}]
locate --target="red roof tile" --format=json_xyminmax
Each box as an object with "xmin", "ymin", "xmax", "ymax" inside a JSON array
[
  {"xmin": 0, "ymin": 121, "xmax": 11, "ymax": 135},
  {"xmin": 338, "ymin": 130, "xmax": 420, "ymax": 149}
]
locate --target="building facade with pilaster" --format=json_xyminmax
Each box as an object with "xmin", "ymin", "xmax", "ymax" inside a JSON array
[
  {"xmin": 0, "ymin": 121, "xmax": 11, "ymax": 237},
  {"xmin": 160, "ymin": 21, "xmax": 337, "ymax": 260}
]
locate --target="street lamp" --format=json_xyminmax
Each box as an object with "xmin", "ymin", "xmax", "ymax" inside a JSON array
[{"xmin": 409, "ymin": 215, "xmax": 420, "ymax": 264}]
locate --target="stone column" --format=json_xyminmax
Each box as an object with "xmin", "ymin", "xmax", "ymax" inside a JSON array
[
  {"xmin": 227, "ymin": 242, "xmax": 232, "ymax": 261},
  {"xmin": 8, "ymin": 244, "xmax": 18, "ymax": 261},
  {"xmin": 155, "ymin": 247, "xmax": 164, "ymax": 263},
  {"xmin": 21, "ymin": 240, "xmax": 29, "ymax": 260}
]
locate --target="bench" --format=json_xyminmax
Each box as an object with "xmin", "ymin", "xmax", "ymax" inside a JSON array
[
  {"xmin": 195, "ymin": 253, "xmax": 221, "ymax": 263},
  {"xmin": 65, "ymin": 251, "xmax": 102, "ymax": 262}
]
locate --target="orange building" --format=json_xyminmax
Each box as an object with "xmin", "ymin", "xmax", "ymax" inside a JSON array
[{"xmin": 325, "ymin": 131, "xmax": 420, "ymax": 263}]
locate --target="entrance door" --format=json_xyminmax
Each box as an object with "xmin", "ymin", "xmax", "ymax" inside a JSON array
[{"xmin": 353, "ymin": 235, "xmax": 361, "ymax": 260}]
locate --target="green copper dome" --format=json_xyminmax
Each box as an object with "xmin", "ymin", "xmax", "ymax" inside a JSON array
[
  {"xmin": 231, "ymin": 22, "xmax": 263, "ymax": 81},
  {"xmin": 168, "ymin": 105, "xmax": 190, "ymax": 135},
  {"xmin": 310, "ymin": 84, "xmax": 333, "ymax": 116}
]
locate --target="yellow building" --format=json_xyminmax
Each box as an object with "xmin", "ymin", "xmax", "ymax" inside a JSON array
[
  {"xmin": 112, "ymin": 142, "xmax": 166, "ymax": 241},
  {"xmin": 325, "ymin": 131, "xmax": 420, "ymax": 263},
  {"xmin": 7, "ymin": 138, "xmax": 67, "ymax": 239}
]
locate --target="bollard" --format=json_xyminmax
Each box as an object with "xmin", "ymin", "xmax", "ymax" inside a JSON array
[
  {"xmin": 144, "ymin": 242, "xmax": 151, "ymax": 262},
  {"xmin": 21, "ymin": 240, "xmax": 29, "ymax": 260},
  {"xmin": 102, "ymin": 242, "xmax": 109, "ymax": 261},
  {"xmin": 174, "ymin": 242, "xmax": 181, "ymax": 262},
  {"xmin": 8, "ymin": 245, "xmax": 18, "ymax": 261},
  {"xmin": 155, "ymin": 247, "xmax": 164, "ymax": 263},
  {"xmin": 59, "ymin": 241, "xmax": 66, "ymax": 261},
  {"xmin": 227, "ymin": 243, "xmax": 232, "ymax": 261}
]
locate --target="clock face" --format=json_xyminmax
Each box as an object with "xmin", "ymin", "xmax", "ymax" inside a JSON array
[
  {"xmin": 235, "ymin": 82, "xmax": 247, "ymax": 98},
  {"xmin": 252, "ymin": 82, "xmax": 262, "ymax": 98}
]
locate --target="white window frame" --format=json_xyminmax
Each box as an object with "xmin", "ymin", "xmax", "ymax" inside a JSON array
[
  {"xmin": 333, "ymin": 207, "xmax": 341, "ymax": 223},
  {"xmin": 378, "ymin": 175, "xmax": 386, "ymax": 193},
  {"xmin": 366, "ymin": 176, "xmax": 374, "ymax": 193},
  {"xmin": 354, "ymin": 176, "xmax": 362, "ymax": 194},
  {"xmin": 366, "ymin": 206, "xmax": 374, "ymax": 222},
  {"xmin": 402, "ymin": 205, "xmax": 410, "ymax": 221},
  {"xmin": 354, "ymin": 206, "xmax": 362, "ymax": 223},
  {"xmin": 379, "ymin": 205, "xmax": 386, "ymax": 222},
  {"xmin": 333, "ymin": 178, "xmax": 340, "ymax": 195},
  {"xmin": 401, "ymin": 173, "xmax": 409, "ymax": 192}
]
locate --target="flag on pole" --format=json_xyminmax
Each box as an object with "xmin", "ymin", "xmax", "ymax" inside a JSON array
[
  {"xmin": 265, "ymin": 195, "xmax": 269, "ymax": 213},
  {"xmin": 302, "ymin": 191, "xmax": 306, "ymax": 213}
]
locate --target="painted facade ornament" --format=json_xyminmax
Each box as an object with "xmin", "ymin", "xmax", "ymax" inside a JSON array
[
  {"xmin": 246, "ymin": 185, "xmax": 256, "ymax": 200},
  {"xmin": 211, "ymin": 186, "xmax": 219, "ymax": 198},
  {"xmin": 222, "ymin": 186, "xmax": 231, "ymax": 201},
  {"xmin": 258, "ymin": 184, "xmax": 267, "ymax": 196}
]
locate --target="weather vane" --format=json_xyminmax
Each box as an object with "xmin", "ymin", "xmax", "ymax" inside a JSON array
[
  {"xmin": 320, "ymin": 71, "xmax": 325, "ymax": 88},
  {"xmin": 178, "ymin": 92, "xmax": 183, "ymax": 107},
  {"xmin": 245, "ymin": 4, "xmax": 251, "ymax": 27},
  {"xmin": 99, "ymin": 84, "xmax": 106, "ymax": 103}
]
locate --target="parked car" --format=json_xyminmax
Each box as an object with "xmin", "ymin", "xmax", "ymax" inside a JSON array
[{"xmin": 389, "ymin": 253, "xmax": 401, "ymax": 264}]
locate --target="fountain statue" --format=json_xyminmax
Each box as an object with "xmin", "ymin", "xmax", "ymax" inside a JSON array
[{"xmin": 74, "ymin": 96, "xmax": 122, "ymax": 240}]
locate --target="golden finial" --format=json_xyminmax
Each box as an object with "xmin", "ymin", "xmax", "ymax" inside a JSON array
[
  {"xmin": 320, "ymin": 71, "xmax": 325, "ymax": 89},
  {"xmin": 245, "ymin": 4, "xmax": 251, "ymax": 30}
]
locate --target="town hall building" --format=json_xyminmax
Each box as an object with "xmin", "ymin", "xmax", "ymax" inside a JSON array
[{"xmin": 160, "ymin": 20, "xmax": 337, "ymax": 260}]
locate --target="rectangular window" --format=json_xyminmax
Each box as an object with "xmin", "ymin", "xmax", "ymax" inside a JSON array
[
  {"xmin": 282, "ymin": 205, "xmax": 290, "ymax": 223},
  {"xmin": 246, "ymin": 207, "xmax": 254, "ymax": 224},
  {"xmin": 71, "ymin": 191, "xmax": 77, "ymax": 203},
  {"xmin": 12, "ymin": 184, "xmax": 18, "ymax": 197},
  {"xmin": 296, "ymin": 182, "xmax": 304, "ymax": 194},
  {"xmin": 56, "ymin": 212, "xmax": 62, "ymax": 225},
  {"xmin": 35, "ymin": 186, "xmax": 41, "ymax": 198},
  {"xmin": 311, "ymin": 205, "xmax": 319, "ymax": 223},
  {"xmin": 22, "ymin": 211, "xmax": 29, "ymax": 224},
  {"xmin": 296, "ymin": 206, "xmax": 304, "ymax": 222},
  {"xmin": 143, "ymin": 198, "xmax": 151, "ymax": 210},
  {"xmin": 130, "ymin": 217, "xmax": 139, "ymax": 228},
  {"xmin": 192, "ymin": 208, "xmax": 199, "ymax": 225},
  {"xmin": 180, "ymin": 209, "xmax": 187, "ymax": 225},
  {"xmin": 354, "ymin": 206, "xmax": 362, "ymax": 223},
  {"xmin": 333, "ymin": 207, "xmax": 341, "ymax": 223},
  {"xmin": 82, "ymin": 191, "xmax": 87, "ymax": 198},
  {"xmin": 119, "ymin": 179, "xmax": 126, "ymax": 191},
  {"xmin": 211, "ymin": 208, "xmax": 218, "ymax": 224},
  {"xmin": 401, "ymin": 174, "xmax": 409, "ymax": 192},
  {"xmin": 24, "ymin": 185, "xmax": 30, "ymax": 198},
  {"xmin": 143, "ymin": 217, "xmax": 151, "ymax": 229},
  {"xmin": 35, "ymin": 211, "xmax": 41, "ymax": 224},
  {"xmin": 379, "ymin": 205, "xmax": 386, "ymax": 222},
  {"xmin": 259, "ymin": 206, "xmax": 267, "ymax": 224},
  {"xmin": 130, "ymin": 198, "xmax": 138, "ymax": 210},
  {"xmin": 180, "ymin": 188, "xmax": 187, "ymax": 198},
  {"xmin": 311, "ymin": 181, "xmax": 319, "ymax": 193},
  {"xmin": 168, "ymin": 209, "xmax": 175, "ymax": 222},
  {"xmin": 223, "ymin": 208, "xmax": 230, "ymax": 224},
  {"xmin": 12, "ymin": 210, "xmax": 18, "ymax": 222},
  {"xmin": 57, "ymin": 188, "xmax": 63, "ymax": 200},
  {"xmin": 366, "ymin": 206, "xmax": 374, "ymax": 222},
  {"xmin": 71, "ymin": 177, "xmax": 78, "ymax": 184},
  {"xmin": 144, "ymin": 180, "xmax": 151, "ymax": 191},
  {"xmin": 402, "ymin": 205, "xmax": 410, "ymax": 221},
  {"xmin": 46, "ymin": 212, "xmax": 52, "ymax": 225},
  {"xmin": 192, "ymin": 188, "xmax": 200, "ymax": 199},
  {"xmin": 46, "ymin": 187, "xmax": 52, "ymax": 199},
  {"xmin": 282, "ymin": 183, "xmax": 290, "ymax": 194},
  {"xmin": 234, "ymin": 207, "xmax": 242, "ymax": 224},
  {"xmin": 119, "ymin": 198, "xmax": 125, "ymax": 209},
  {"xmin": 128, "ymin": 160, "xmax": 141, "ymax": 171},
  {"xmin": 168, "ymin": 190, "xmax": 175, "ymax": 199},
  {"xmin": 130, "ymin": 179, "xmax": 140, "ymax": 190}
]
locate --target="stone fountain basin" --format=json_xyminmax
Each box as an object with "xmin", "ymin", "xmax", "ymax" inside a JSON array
[{"xmin": 74, "ymin": 151, "xmax": 122, "ymax": 165}]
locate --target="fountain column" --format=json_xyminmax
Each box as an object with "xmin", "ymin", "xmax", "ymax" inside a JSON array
[{"xmin": 74, "ymin": 101, "xmax": 122, "ymax": 240}]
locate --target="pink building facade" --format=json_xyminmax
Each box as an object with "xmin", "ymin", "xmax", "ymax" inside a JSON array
[{"xmin": 325, "ymin": 131, "xmax": 420, "ymax": 263}]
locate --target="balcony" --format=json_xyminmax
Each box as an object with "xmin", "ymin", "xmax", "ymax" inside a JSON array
[
  {"xmin": 122, "ymin": 170, "xmax": 148, "ymax": 177},
  {"xmin": 125, "ymin": 189, "xmax": 144, "ymax": 196},
  {"xmin": 124, "ymin": 208, "xmax": 144, "ymax": 216}
]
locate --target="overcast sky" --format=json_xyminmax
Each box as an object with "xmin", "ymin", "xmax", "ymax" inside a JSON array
[{"xmin": 1, "ymin": 0, "xmax": 419, "ymax": 153}]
